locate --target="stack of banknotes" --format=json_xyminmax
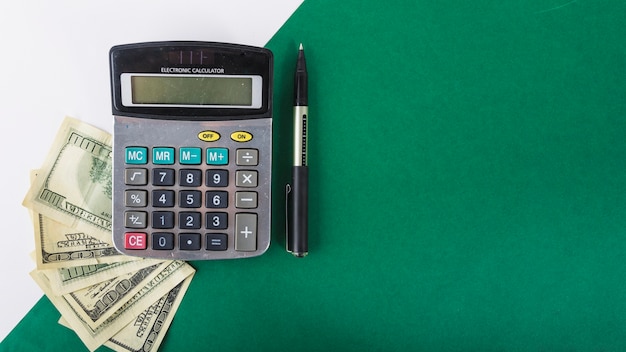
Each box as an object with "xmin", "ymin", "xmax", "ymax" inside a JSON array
[{"xmin": 22, "ymin": 117, "xmax": 195, "ymax": 351}]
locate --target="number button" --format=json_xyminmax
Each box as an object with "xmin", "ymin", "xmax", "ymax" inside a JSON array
[
  {"xmin": 206, "ymin": 191, "xmax": 228, "ymax": 208},
  {"xmin": 152, "ymin": 211, "xmax": 174, "ymax": 229},
  {"xmin": 152, "ymin": 233, "xmax": 174, "ymax": 250},
  {"xmin": 206, "ymin": 170, "xmax": 228, "ymax": 187},
  {"xmin": 152, "ymin": 190, "xmax": 175, "ymax": 207},
  {"xmin": 179, "ymin": 212, "xmax": 201, "ymax": 229},
  {"xmin": 180, "ymin": 190, "xmax": 202, "ymax": 208},
  {"xmin": 153, "ymin": 168, "xmax": 175, "ymax": 186},
  {"xmin": 180, "ymin": 169, "xmax": 202, "ymax": 187},
  {"xmin": 206, "ymin": 212, "xmax": 228, "ymax": 229}
]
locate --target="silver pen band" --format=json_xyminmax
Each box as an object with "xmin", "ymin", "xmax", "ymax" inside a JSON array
[{"xmin": 293, "ymin": 105, "xmax": 309, "ymax": 167}]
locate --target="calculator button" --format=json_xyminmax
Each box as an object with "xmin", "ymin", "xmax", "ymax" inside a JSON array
[
  {"xmin": 125, "ymin": 147, "xmax": 148, "ymax": 164},
  {"xmin": 206, "ymin": 148, "xmax": 228, "ymax": 165},
  {"xmin": 125, "ymin": 211, "xmax": 147, "ymax": 228},
  {"xmin": 180, "ymin": 169, "xmax": 202, "ymax": 187},
  {"xmin": 206, "ymin": 170, "xmax": 229, "ymax": 187},
  {"xmin": 152, "ymin": 190, "xmax": 175, "ymax": 207},
  {"xmin": 153, "ymin": 168, "xmax": 175, "ymax": 186},
  {"xmin": 206, "ymin": 191, "xmax": 228, "ymax": 208},
  {"xmin": 230, "ymin": 131, "xmax": 253, "ymax": 142},
  {"xmin": 206, "ymin": 212, "xmax": 228, "ymax": 229},
  {"xmin": 180, "ymin": 147, "xmax": 202, "ymax": 165},
  {"xmin": 235, "ymin": 213, "xmax": 257, "ymax": 251},
  {"xmin": 197, "ymin": 130, "xmax": 220, "ymax": 142},
  {"xmin": 179, "ymin": 190, "xmax": 202, "ymax": 208},
  {"xmin": 152, "ymin": 211, "xmax": 174, "ymax": 229},
  {"xmin": 124, "ymin": 232, "xmax": 147, "ymax": 249},
  {"xmin": 206, "ymin": 233, "xmax": 228, "ymax": 251},
  {"xmin": 125, "ymin": 168, "xmax": 148, "ymax": 185},
  {"xmin": 236, "ymin": 171, "xmax": 258, "ymax": 187},
  {"xmin": 179, "ymin": 212, "xmax": 201, "ymax": 229},
  {"xmin": 235, "ymin": 192, "xmax": 257, "ymax": 209},
  {"xmin": 153, "ymin": 147, "xmax": 175, "ymax": 164},
  {"xmin": 152, "ymin": 233, "xmax": 174, "ymax": 250},
  {"xmin": 125, "ymin": 190, "xmax": 148, "ymax": 207},
  {"xmin": 236, "ymin": 149, "xmax": 258, "ymax": 166},
  {"xmin": 179, "ymin": 233, "xmax": 201, "ymax": 250}
]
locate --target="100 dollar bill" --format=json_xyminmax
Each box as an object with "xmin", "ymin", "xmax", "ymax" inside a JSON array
[
  {"xmin": 31, "ymin": 260, "xmax": 195, "ymax": 351},
  {"xmin": 23, "ymin": 117, "xmax": 112, "ymax": 241},
  {"xmin": 59, "ymin": 273, "xmax": 194, "ymax": 352}
]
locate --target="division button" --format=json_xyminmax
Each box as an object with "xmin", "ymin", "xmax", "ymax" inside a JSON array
[{"xmin": 236, "ymin": 149, "xmax": 259, "ymax": 166}]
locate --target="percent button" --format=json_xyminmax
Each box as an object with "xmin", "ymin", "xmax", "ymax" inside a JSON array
[{"xmin": 125, "ymin": 190, "xmax": 148, "ymax": 207}]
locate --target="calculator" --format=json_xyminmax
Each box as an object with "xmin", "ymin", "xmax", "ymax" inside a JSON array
[{"xmin": 109, "ymin": 41, "xmax": 273, "ymax": 260}]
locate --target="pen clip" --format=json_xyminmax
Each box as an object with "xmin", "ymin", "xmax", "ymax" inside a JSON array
[{"xmin": 285, "ymin": 183, "xmax": 292, "ymax": 252}]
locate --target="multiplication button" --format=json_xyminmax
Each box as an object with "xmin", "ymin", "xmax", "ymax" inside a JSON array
[{"xmin": 236, "ymin": 171, "xmax": 258, "ymax": 187}]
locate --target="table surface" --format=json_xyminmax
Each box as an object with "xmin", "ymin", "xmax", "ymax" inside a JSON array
[{"xmin": 3, "ymin": 0, "xmax": 626, "ymax": 350}]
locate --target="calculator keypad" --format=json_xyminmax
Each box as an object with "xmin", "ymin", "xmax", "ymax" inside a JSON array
[{"xmin": 113, "ymin": 116, "xmax": 272, "ymax": 260}]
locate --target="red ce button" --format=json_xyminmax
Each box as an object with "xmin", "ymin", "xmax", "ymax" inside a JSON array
[{"xmin": 124, "ymin": 232, "xmax": 147, "ymax": 249}]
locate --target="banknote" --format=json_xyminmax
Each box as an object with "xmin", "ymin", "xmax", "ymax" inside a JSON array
[
  {"xmin": 59, "ymin": 273, "xmax": 194, "ymax": 352},
  {"xmin": 30, "ymin": 260, "xmax": 195, "ymax": 351},
  {"xmin": 23, "ymin": 116, "xmax": 112, "ymax": 241},
  {"xmin": 44, "ymin": 257, "xmax": 164, "ymax": 295},
  {"xmin": 64, "ymin": 262, "xmax": 167, "ymax": 329},
  {"xmin": 33, "ymin": 211, "xmax": 125, "ymax": 270}
]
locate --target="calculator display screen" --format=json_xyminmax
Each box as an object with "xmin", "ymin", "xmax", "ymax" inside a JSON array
[{"xmin": 120, "ymin": 73, "xmax": 263, "ymax": 109}]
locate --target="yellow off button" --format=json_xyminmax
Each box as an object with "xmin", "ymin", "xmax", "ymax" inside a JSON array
[{"xmin": 230, "ymin": 131, "xmax": 253, "ymax": 142}]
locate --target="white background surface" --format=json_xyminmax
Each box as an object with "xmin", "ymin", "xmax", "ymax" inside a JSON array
[{"xmin": 0, "ymin": 0, "xmax": 301, "ymax": 342}]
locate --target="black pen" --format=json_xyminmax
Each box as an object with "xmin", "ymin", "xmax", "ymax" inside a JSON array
[{"xmin": 287, "ymin": 43, "xmax": 309, "ymax": 257}]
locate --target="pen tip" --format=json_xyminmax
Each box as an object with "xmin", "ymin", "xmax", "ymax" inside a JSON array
[{"xmin": 299, "ymin": 43, "xmax": 303, "ymax": 50}]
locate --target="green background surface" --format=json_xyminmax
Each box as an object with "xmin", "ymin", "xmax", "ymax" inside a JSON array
[{"xmin": 3, "ymin": 0, "xmax": 626, "ymax": 350}]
